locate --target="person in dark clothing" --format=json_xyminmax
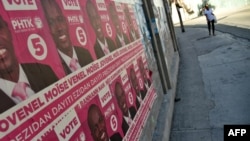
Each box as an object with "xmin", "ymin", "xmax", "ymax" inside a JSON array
[{"xmin": 204, "ymin": 4, "xmax": 216, "ymax": 36}]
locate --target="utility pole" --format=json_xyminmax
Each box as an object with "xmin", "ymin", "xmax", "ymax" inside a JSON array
[
  {"xmin": 163, "ymin": 0, "xmax": 179, "ymax": 52},
  {"xmin": 175, "ymin": 3, "xmax": 185, "ymax": 32}
]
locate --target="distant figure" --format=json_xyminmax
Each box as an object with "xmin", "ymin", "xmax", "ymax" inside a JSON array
[
  {"xmin": 86, "ymin": 0, "xmax": 117, "ymax": 59},
  {"xmin": 41, "ymin": 0, "xmax": 93, "ymax": 75},
  {"xmin": 87, "ymin": 104, "xmax": 123, "ymax": 141},
  {"xmin": 204, "ymin": 4, "xmax": 216, "ymax": 36}
]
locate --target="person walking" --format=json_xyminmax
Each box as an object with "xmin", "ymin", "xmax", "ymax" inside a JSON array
[{"xmin": 204, "ymin": 4, "xmax": 216, "ymax": 36}]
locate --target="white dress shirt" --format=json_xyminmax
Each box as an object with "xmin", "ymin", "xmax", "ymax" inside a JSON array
[
  {"xmin": 0, "ymin": 65, "xmax": 35, "ymax": 103},
  {"xmin": 58, "ymin": 47, "xmax": 81, "ymax": 72}
]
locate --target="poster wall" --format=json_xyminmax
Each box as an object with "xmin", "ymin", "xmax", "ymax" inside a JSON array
[{"xmin": 0, "ymin": 0, "xmax": 156, "ymax": 141}]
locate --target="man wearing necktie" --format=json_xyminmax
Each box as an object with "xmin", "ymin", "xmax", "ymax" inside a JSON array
[
  {"xmin": 87, "ymin": 104, "xmax": 123, "ymax": 141},
  {"xmin": 124, "ymin": 5, "xmax": 140, "ymax": 42},
  {"xmin": 138, "ymin": 59, "xmax": 151, "ymax": 91},
  {"xmin": 108, "ymin": 2, "xmax": 130, "ymax": 48},
  {"xmin": 114, "ymin": 81, "xmax": 137, "ymax": 135},
  {"xmin": 0, "ymin": 15, "xmax": 58, "ymax": 113},
  {"xmin": 86, "ymin": 0, "xmax": 117, "ymax": 59},
  {"xmin": 41, "ymin": 0, "xmax": 93, "ymax": 75},
  {"xmin": 129, "ymin": 68, "xmax": 147, "ymax": 110}
]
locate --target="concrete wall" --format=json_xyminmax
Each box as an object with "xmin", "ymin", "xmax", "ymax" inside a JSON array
[
  {"xmin": 137, "ymin": 0, "xmax": 180, "ymax": 140},
  {"xmin": 0, "ymin": 1, "xmax": 169, "ymax": 140},
  {"xmin": 139, "ymin": 41, "xmax": 165, "ymax": 141}
]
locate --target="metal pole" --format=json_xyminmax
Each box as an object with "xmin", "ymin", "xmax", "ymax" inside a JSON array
[
  {"xmin": 163, "ymin": 0, "xmax": 179, "ymax": 52},
  {"xmin": 176, "ymin": 4, "xmax": 185, "ymax": 32}
]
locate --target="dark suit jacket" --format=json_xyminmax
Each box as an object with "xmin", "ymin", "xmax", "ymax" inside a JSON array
[
  {"xmin": 94, "ymin": 37, "xmax": 117, "ymax": 59},
  {"xmin": 135, "ymin": 89, "xmax": 147, "ymax": 109},
  {"xmin": 60, "ymin": 46, "xmax": 93, "ymax": 75},
  {"xmin": 110, "ymin": 132, "xmax": 123, "ymax": 141},
  {"xmin": 144, "ymin": 78, "xmax": 151, "ymax": 93},
  {"xmin": 128, "ymin": 29, "xmax": 140, "ymax": 42},
  {"xmin": 136, "ymin": 98, "xmax": 140, "ymax": 110},
  {"xmin": 115, "ymin": 33, "xmax": 130, "ymax": 48},
  {"xmin": 141, "ymin": 89, "xmax": 147, "ymax": 100},
  {"xmin": 0, "ymin": 63, "xmax": 58, "ymax": 113},
  {"xmin": 122, "ymin": 106, "xmax": 137, "ymax": 135},
  {"xmin": 146, "ymin": 78, "xmax": 151, "ymax": 87}
]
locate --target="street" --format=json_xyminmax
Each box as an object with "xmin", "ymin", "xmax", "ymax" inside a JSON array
[{"xmin": 169, "ymin": 6, "xmax": 250, "ymax": 141}]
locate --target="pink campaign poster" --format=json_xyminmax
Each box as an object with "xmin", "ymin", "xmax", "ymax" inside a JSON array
[
  {"xmin": 125, "ymin": 65, "xmax": 140, "ymax": 110},
  {"xmin": 114, "ymin": 2, "xmax": 131, "ymax": 42},
  {"xmin": 94, "ymin": 0, "xmax": 116, "ymax": 40},
  {"xmin": 0, "ymin": 1, "xmax": 65, "ymax": 78},
  {"xmin": 37, "ymin": 0, "xmax": 95, "ymax": 75},
  {"xmin": 79, "ymin": 0, "xmax": 118, "ymax": 59},
  {"xmin": 90, "ymin": 0, "xmax": 112, "ymax": 39},
  {"xmin": 137, "ymin": 56, "xmax": 152, "ymax": 91},
  {"xmin": 123, "ymin": 3, "xmax": 141, "ymax": 42},
  {"xmin": 106, "ymin": 1, "xmax": 131, "ymax": 48},
  {"xmin": 75, "ymin": 92, "xmax": 123, "ymax": 141},
  {"xmin": 120, "ymin": 70, "xmax": 138, "ymax": 112},
  {"xmin": 48, "ymin": 0, "xmax": 95, "ymax": 59},
  {"xmin": 0, "ymin": 0, "xmax": 65, "ymax": 114},
  {"xmin": 0, "ymin": 1, "xmax": 157, "ymax": 141},
  {"xmin": 127, "ymin": 62, "xmax": 147, "ymax": 110},
  {"xmin": 109, "ymin": 75, "xmax": 138, "ymax": 138}
]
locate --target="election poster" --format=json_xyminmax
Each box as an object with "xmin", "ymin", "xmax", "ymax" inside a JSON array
[
  {"xmin": 0, "ymin": 0, "xmax": 65, "ymax": 78},
  {"xmin": 0, "ymin": 0, "xmax": 157, "ymax": 141},
  {"xmin": 107, "ymin": 1, "xmax": 131, "ymax": 48},
  {"xmin": 43, "ymin": 0, "xmax": 94, "ymax": 58}
]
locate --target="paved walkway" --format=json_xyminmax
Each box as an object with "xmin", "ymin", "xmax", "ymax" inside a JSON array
[
  {"xmin": 169, "ymin": 5, "xmax": 250, "ymax": 141},
  {"xmin": 151, "ymin": 5, "xmax": 250, "ymax": 141}
]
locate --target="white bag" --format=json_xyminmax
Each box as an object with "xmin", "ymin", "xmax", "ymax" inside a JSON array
[{"xmin": 213, "ymin": 14, "xmax": 217, "ymax": 23}]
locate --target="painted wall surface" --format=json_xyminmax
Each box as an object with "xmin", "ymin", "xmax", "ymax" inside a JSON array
[{"xmin": 0, "ymin": 0, "xmax": 157, "ymax": 141}]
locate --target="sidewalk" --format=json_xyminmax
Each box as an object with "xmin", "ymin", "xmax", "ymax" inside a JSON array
[
  {"xmin": 152, "ymin": 5, "xmax": 250, "ymax": 141},
  {"xmin": 169, "ymin": 6, "xmax": 250, "ymax": 141}
]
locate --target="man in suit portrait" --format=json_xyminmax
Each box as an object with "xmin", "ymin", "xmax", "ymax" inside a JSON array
[
  {"xmin": 86, "ymin": 0, "xmax": 117, "ymax": 59},
  {"xmin": 138, "ymin": 59, "xmax": 151, "ymax": 91},
  {"xmin": 41, "ymin": 0, "xmax": 93, "ymax": 75},
  {"xmin": 108, "ymin": 3, "xmax": 130, "ymax": 48},
  {"xmin": 0, "ymin": 15, "xmax": 58, "ymax": 113},
  {"xmin": 114, "ymin": 81, "xmax": 137, "ymax": 135},
  {"xmin": 87, "ymin": 104, "xmax": 123, "ymax": 141},
  {"xmin": 129, "ymin": 68, "xmax": 147, "ymax": 109},
  {"xmin": 124, "ymin": 5, "xmax": 140, "ymax": 42}
]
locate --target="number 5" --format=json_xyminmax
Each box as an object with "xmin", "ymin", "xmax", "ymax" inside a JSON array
[
  {"xmin": 31, "ymin": 38, "xmax": 44, "ymax": 56},
  {"xmin": 28, "ymin": 34, "xmax": 47, "ymax": 60}
]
